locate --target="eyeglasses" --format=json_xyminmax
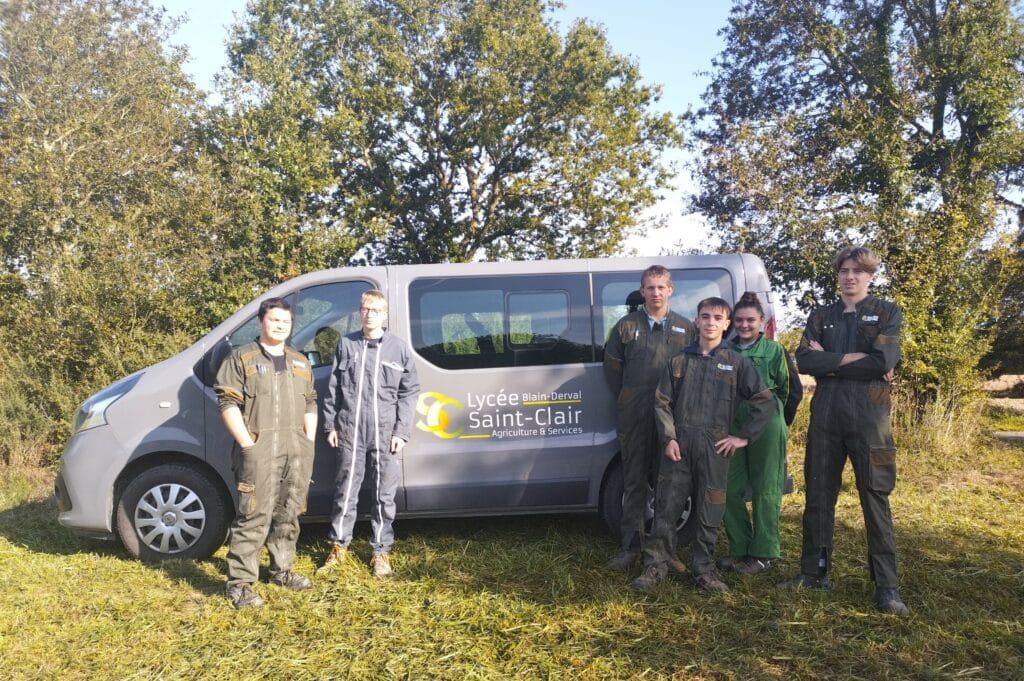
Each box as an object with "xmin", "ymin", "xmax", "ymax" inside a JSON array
[{"xmin": 360, "ymin": 307, "xmax": 386, "ymax": 316}]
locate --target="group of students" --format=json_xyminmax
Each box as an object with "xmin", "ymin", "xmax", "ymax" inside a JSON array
[
  {"xmin": 214, "ymin": 290, "xmax": 419, "ymax": 609},
  {"xmin": 603, "ymin": 247, "xmax": 908, "ymax": 616},
  {"xmin": 211, "ymin": 245, "xmax": 909, "ymax": 617}
]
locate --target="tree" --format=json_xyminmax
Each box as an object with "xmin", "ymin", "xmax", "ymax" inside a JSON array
[
  {"xmin": 0, "ymin": 0, "xmax": 232, "ymax": 462},
  {"xmin": 689, "ymin": 0, "xmax": 1024, "ymax": 398},
  {"xmin": 222, "ymin": 0, "xmax": 682, "ymax": 265}
]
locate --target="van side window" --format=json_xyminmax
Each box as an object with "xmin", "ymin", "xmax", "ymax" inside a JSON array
[
  {"xmin": 410, "ymin": 275, "xmax": 592, "ymax": 369},
  {"xmin": 292, "ymin": 281, "xmax": 374, "ymax": 367},
  {"xmin": 592, "ymin": 269, "xmax": 734, "ymax": 360}
]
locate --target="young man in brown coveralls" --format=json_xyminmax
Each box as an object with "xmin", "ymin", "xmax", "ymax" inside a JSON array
[{"xmin": 603, "ymin": 265, "xmax": 695, "ymax": 572}]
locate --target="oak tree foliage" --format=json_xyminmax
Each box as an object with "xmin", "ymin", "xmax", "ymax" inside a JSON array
[
  {"xmin": 223, "ymin": 0, "xmax": 682, "ymax": 265},
  {"xmin": 689, "ymin": 0, "xmax": 1024, "ymax": 397},
  {"xmin": 0, "ymin": 0, "xmax": 231, "ymax": 461}
]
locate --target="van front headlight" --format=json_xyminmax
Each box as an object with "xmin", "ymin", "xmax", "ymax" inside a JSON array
[{"xmin": 71, "ymin": 373, "xmax": 143, "ymax": 435}]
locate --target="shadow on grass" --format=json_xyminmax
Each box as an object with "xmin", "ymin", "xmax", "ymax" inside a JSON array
[{"xmin": 0, "ymin": 492, "xmax": 226, "ymax": 594}]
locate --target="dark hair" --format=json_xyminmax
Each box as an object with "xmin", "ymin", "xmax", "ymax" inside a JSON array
[
  {"xmin": 641, "ymin": 265, "xmax": 672, "ymax": 287},
  {"xmin": 697, "ymin": 296, "xmax": 732, "ymax": 317},
  {"xmin": 733, "ymin": 291, "xmax": 764, "ymax": 318},
  {"xmin": 832, "ymin": 246, "xmax": 880, "ymax": 274},
  {"xmin": 258, "ymin": 297, "xmax": 292, "ymax": 320}
]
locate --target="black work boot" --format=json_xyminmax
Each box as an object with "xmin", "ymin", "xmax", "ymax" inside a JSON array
[
  {"xmin": 776, "ymin": 573, "xmax": 831, "ymax": 590},
  {"xmin": 874, "ymin": 587, "xmax": 909, "ymax": 616},
  {"xmin": 734, "ymin": 557, "xmax": 772, "ymax": 576},
  {"xmin": 716, "ymin": 555, "xmax": 746, "ymax": 572}
]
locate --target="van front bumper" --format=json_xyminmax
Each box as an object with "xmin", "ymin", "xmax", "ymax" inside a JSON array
[{"xmin": 56, "ymin": 425, "xmax": 128, "ymax": 538}]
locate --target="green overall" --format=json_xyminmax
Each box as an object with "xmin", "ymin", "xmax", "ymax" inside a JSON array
[{"xmin": 723, "ymin": 334, "xmax": 789, "ymax": 559}]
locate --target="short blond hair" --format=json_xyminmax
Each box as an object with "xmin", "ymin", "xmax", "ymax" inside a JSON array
[
  {"xmin": 360, "ymin": 289, "xmax": 387, "ymax": 309},
  {"xmin": 833, "ymin": 246, "xmax": 880, "ymax": 274}
]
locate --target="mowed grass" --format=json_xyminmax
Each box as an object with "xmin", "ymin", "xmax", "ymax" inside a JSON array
[{"xmin": 1, "ymin": 438, "xmax": 1023, "ymax": 680}]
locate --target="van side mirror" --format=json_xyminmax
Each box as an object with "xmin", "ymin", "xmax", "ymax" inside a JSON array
[{"xmin": 304, "ymin": 350, "xmax": 321, "ymax": 367}]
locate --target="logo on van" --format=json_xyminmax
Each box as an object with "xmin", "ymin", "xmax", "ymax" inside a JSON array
[{"xmin": 416, "ymin": 392, "xmax": 465, "ymax": 439}]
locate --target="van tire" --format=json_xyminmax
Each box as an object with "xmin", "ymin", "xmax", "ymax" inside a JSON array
[
  {"xmin": 599, "ymin": 460, "xmax": 698, "ymax": 548},
  {"xmin": 116, "ymin": 463, "xmax": 230, "ymax": 562}
]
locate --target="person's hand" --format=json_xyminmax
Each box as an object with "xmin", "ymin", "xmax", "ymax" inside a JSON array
[
  {"xmin": 808, "ymin": 340, "xmax": 824, "ymax": 351},
  {"xmin": 391, "ymin": 436, "xmax": 406, "ymax": 454},
  {"xmin": 883, "ymin": 368, "xmax": 895, "ymax": 383},
  {"xmin": 327, "ymin": 430, "xmax": 339, "ymax": 448},
  {"xmin": 664, "ymin": 439, "xmax": 681, "ymax": 462},
  {"xmin": 715, "ymin": 436, "xmax": 748, "ymax": 458}
]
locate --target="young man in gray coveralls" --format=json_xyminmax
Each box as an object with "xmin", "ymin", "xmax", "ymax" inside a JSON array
[{"xmin": 318, "ymin": 290, "xmax": 419, "ymax": 577}]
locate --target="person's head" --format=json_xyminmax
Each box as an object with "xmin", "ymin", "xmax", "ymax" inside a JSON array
[
  {"xmin": 640, "ymin": 265, "xmax": 673, "ymax": 317},
  {"xmin": 833, "ymin": 246, "xmax": 879, "ymax": 302},
  {"xmin": 359, "ymin": 290, "xmax": 388, "ymax": 336},
  {"xmin": 732, "ymin": 291, "xmax": 764, "ymax": 343},
  {"xmin": 695, "ymin": 297, "xmax": 732, "ymax": 345},
  {"xmin": 257, "ymin": 297, "xmax": 292, "ymax": 346}
]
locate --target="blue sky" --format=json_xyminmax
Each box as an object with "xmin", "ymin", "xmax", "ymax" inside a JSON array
[{"xmin": 161, "ymin": 0, "xmax": 734, "ymax": 253}]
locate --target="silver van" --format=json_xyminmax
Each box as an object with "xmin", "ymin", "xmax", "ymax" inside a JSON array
[{"xmin": 55, "ymin": 255, "xmax": 783, "ymax": 561}]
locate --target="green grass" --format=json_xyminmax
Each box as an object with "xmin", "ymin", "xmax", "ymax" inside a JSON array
[
  {"xmin": 2, "ymin": 439, "xmax": 1023, "ymax": 680},
  {"xmin": 985, "ymin": 406, "xmax": 1024, "ymax": 432}
]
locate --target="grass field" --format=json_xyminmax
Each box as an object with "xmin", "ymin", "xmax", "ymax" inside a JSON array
[{"xmin": 1, "ymin": 435, "xmax": 1022, "ymax": 680}]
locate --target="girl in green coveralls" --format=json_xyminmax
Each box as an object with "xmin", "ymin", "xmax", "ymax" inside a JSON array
[{"xmin": 719, "ymin": 292, "xmax": 795, "ymax": 575}]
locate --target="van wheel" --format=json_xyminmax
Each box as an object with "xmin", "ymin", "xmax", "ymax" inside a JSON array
[
  {"xmin": 116, "ymin": 463, "xmax": 230, "ymax": 562},
  {"xmin": 599, "ymin": 461, "xmax": 697, "ymax": 547}
]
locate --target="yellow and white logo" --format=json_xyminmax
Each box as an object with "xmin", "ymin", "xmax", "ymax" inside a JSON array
[{"xmin": 416, "ymin": 392, "xmax": 465, "ymax": 439}]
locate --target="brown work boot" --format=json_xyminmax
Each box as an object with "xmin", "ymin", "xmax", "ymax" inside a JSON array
[
  {"xmin": 667, "ymin": 556, "xmax": 688, "ymax": 574},
  {"xmin": 316, "ymin": 544, "xmax": 347, "ymax": 575},
  {"xmin": 370, "ymin": 552, "xmax": 393, "ymax": 578},
  {"xmin": 606, "ymin": 550, "xmax": 639, "ymax": 572},
  {"xmin": 226, "ymin": 583, "xmax": 263, "ymax": 609},
  {"xmin": 631, "ymin": 565, "xmax": 664, "ymax": 591},
  {"xmin": 694, "ymin": 571, "xmax": 730, "ymax": 593},
  {"xmin": 270, "ymin": 570, "xmax": 312, "ymax": 591}
]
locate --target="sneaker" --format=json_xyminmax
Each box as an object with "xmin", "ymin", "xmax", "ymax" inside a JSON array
[
  {"xmin": 226, "ymin": 583, "xmax": 263, "ymax": 609},
  {"xmin": 631, "ymin": 565, "xmax": 664, "ymax": 591},
  {"xmin": 874, "ymin": 587, "xmax": 909, "ymax": 616},
  {"xmin": 370, "ymin": 552, "xmax": 393, "ymax": 578},
  {"xmin": 694, "ymin": 571, "xmax": 730, "ymax": 592},
  {"xmin": 270, "ymin": 570, "xmax": 312, "ymax": 591},
  {"xmin": 316, "ymin": 544, "xmax": 347, "ymax": 575},
  {"xmin": 776, "ymin": 573, "xmax": 831, "ymax": 590},
  {"xmin": 716, "ymin": 555, "xmax": 745, "ymax": 572},
  {"xmin": 734, "ymin": 557, "xmax": 772, "ymax": 576},
  {"xmin": 667, "ymin": 556, "xmax": 688, "ymax": 574},
  {"xmin": 606, "ymin": 550, "xmax": 639, "ymax": 572}
]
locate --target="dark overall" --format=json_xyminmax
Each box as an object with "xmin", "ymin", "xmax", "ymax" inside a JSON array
[
  {"xmin": 604, "ymin": 309, "xmax": 694, "ymax": 550},
  {"xmin": 215, "ymin": 342, "xmax": 317, "ymax": 587},
  {"xmin": 794, "ymin": 295, "xmax": 902, "ymax": 587},
  {"xmin": 643, "ymin": 343, "xmax": 774, "ymax": 577}
]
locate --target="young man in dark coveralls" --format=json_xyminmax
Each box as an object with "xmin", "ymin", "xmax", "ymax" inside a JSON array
[
  {"xmin": 777, "ymin": 246, "xmax": 909, "ymax": 616},
  {"xmin": 603, "ymin": 265, "xmax": 695, "ymax": 572},
  {"xmin": 215, "ymin": 298, "xmax": 318, "ymax": 609},
  {"xmin": 632, "ymin": 297, "xmax": 775, "ymax": 592},
  {"xmin": 318, "ymin": 290, "xmax": 419, "ymax": 578}
]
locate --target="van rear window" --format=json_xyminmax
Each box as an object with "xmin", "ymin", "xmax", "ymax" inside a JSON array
[
  {"xmin": 593, "ymin": 268, "xmax": 734, "ymax": 357},
  {"xmin": 409, "ymin": 275, "xmax": 592, "ymax": 369}
]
